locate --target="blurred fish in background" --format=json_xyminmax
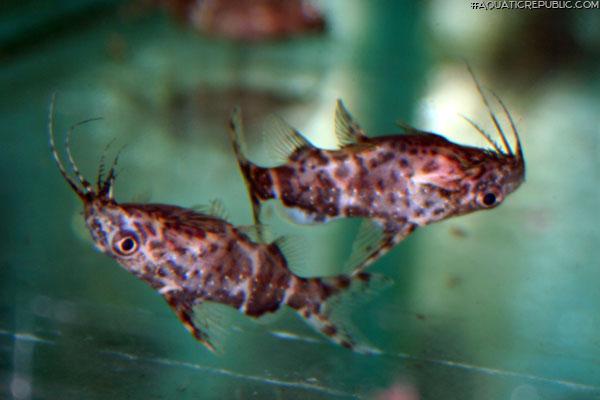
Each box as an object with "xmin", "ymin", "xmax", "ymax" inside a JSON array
[
  {"xmin": 162, "ymin": 0, "xmax": 326, "ymax": 41},
  {"xmin": 108, "ymin": 0, "xmax": 329, "ymax": 150}
]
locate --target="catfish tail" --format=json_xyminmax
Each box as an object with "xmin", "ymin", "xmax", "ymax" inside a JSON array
[
  {"xmin": 228, "ymin": 107, "xmax": 252, "ymax": 178},
  {"xmin": 286, "ymin": 272, "xmax": 390, "ymax": 354},
  {"xmin": 228, "ymin": 107, "xmax": 275, "ymax": 226}
]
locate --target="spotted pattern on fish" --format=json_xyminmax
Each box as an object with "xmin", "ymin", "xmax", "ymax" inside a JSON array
[
  {"xmin": 48, "ymin": 98, "xmax": 379, "ymax": 353},
  {"xmin": 229, "ymin": 73, "xmax": 525, "ymax": 275}
]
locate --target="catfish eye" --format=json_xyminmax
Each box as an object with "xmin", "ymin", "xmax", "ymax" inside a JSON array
[
  {"xmin": 483, "ymin": 193, "xmax": 496, "ymax": 206},
  {"xmin": 477, "ymin": 189, "xmax": 502, "ymax": 208},
  {"xmin": 112, "ymin": 231, "xmax": 139, "ymax": 256}
]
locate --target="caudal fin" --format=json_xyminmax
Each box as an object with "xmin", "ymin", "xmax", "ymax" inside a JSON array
[
  {"xmin": 228, "ymin": 107, "xmax": 251, "ymax": 173},
  {"xmin": 292, "ymin": 272, "xmax": 391, "ymax": 354},
  {"xmin": 228, "ymin": 107, "xmax": 268, "ymax": 227}
]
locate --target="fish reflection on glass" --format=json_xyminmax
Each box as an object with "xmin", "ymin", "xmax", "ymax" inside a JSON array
[
  {"xmin": 229, "ymin": 73, "xmax": 525, "ymax": 275},
  {"xmin": 48, "ymin": 99, "xmax": 382, "ymax": 353}
]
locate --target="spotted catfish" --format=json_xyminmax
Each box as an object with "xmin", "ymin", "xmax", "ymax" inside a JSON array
[
  {"xmin": 229, "ymin": 74, "xmax": 525, "ymax": 275},
  {"xmin": 48, "ymin": 99, "xmax": 382, "ymax": 353}
]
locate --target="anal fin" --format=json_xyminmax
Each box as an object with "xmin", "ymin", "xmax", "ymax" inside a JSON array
[
  {"xmin": 343, "ymin": 219, "xmax": 387, "ymax": 273},
  {"xmin": 344, "ymin": 219, "xmax": 416, "ymax": 275},
  {"xmin": 164, "ymin": 294, "xmax": 222, "ymax": 353},
  {"xmin": 296, "ymin": 273, "xmax": 391, "ymax": 354}
]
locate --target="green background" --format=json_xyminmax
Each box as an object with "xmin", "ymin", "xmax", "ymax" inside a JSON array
[{"xmin": 1, "ymin": 1, "xmax": 599, "ymax": 399}]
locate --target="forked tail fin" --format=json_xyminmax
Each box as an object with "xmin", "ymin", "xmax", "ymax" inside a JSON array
[
  {"xmin": 228, "ymin": 107, "xmax": 251, "ymax": 174},
  {"xmin": 290, "ymin": 272, "xmax": 391, "ymax": 354},
  {"xmin": 228, "ymin": 107, "xmax": 273, "ymax": 226}
]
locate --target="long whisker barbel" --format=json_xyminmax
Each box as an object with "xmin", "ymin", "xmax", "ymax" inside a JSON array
[
  {"xmin": 488, "ymin": 90, "xmax": 522, "ymax": 160},
  {"xmin": 466, "ymin": 64, "xmax": 513, "ymax": 156},
  {"xmin": 99, "ymin": 144, "xmax": 126, "ymax": 199},
  {"xmin": 459, "ymin": 113, "xmax": 503, "ymax": 153},
  {"xmin": 48, "ymin": 94, "xmax": 87, "ymax": 198},
  {"xmin": 65, "ymin": 117, "xmax": 103, "ymax": 194},
  {"xmin": 97, "ymin": 137, "xmax": 117, "ymax": 192}
]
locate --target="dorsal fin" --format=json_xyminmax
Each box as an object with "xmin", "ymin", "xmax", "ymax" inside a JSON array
[
  {"xmin": 335, "ymin": 99, "xmax": 367, "ymax": 146},
  {"xmin": 262, "ymin": 115, "xmax": 312, "ymax": 164},
  {"xmin": 272, "ymin": 235, "xmax": 309, "ymax": 277},
  {"xmin": 192, "ymin": 199, "xmax": 229, "ymax": 220},
  {"xmin": 395, "ymin": 119, "xmax": 424, "ymax": 135}
]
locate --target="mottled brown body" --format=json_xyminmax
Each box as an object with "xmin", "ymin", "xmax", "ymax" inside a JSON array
[
  {"xmin": 250, "ymin": 134, "xmax": 522, "ymax": 227},
  {"xmin": 48, "ymin": 101, "xmax": 378, "ymax": 353},
  {"xmin": 230, "ymin": 81, "xmax": 525, "ymax": 274},
  {"xmin": 85, "ymin": 201, "xmax": 366, "ymax": 349}
]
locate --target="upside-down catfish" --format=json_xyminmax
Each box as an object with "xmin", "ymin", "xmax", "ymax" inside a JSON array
[
  {"xmin": 49, "ymin": 99, "xmax": 382, "ymax": 353},
  {"xmin": 229, "ymin": 73, "xmax": 525, "ymax": 275}
]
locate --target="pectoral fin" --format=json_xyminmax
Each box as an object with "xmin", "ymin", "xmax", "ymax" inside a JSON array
[{"xmin": 164, "ymin": 294, "xmax": 218, "ymax": 353}]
